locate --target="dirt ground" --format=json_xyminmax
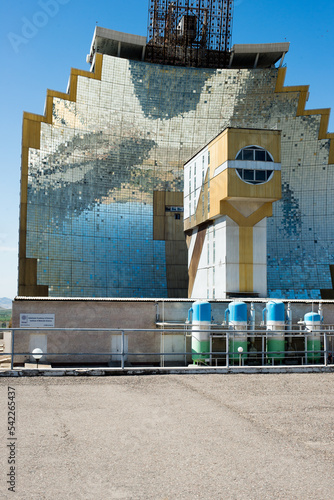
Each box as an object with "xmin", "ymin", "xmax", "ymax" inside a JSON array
[{"xmin": 0, "ymin": 373, "xmax": 333, "ymax": 499}]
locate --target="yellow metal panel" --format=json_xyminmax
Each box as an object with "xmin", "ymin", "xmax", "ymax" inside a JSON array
[
  {"xmin": 209, "ymin": 129, "xmax": 228, "ymax": 168},
  {"xmin": 239, "ymin": 227, "xmax": 253, "ymax": 292},
  {"xmin": 207, "ymin": 127, "xmax": 281, "ymax": 164},
  {"xmin": 23, "ymin": 112, "xmax": 44, "ymax": 122},
  {"xmin": 220, "ymin": 201, "xmax": 272, "ymax": 227},
  {"xmin": 153, "ymin": 216, "xmax": 165, "ymax": 241},
  {"xmin": 153, "ymin": 191, "xmax": 165, "ymax": 216},
  {"xmin": 227, "ymin": 128, "xmax": 281, "ymax": 163},
  {"xmin": 329, "ymin": 138, "xmax": 334, "ymax": 165},
  {"xmin": 296, "ymin": 91, "xmax": 309, "ymax": 116},
  {"xmin": 304, "ymin": 108, "xmax": 331, "ymax": 139},
  {"xmin": 166, "ymin": 191, "xmax": 183, "ymax": 207},
  {"xmin": 18, "ymin": 227, "xmax": 27, "ymax": 262},
  {"xmin": 45, "ymin": 95, "xmax": 53, "ymax": 124},
  {"xmin": 20, "ymin": 173, "xmax": 28, "ymax": 204},
  {"xmin": 227, "ymin": 170, "xmax": 281, "ymax": 202},
  {"xmin": 275, "ymin": 67, "xmax": 287, "ymax": 93},
  {"xmin": 208, "ymin": 169, "xmax": 228, "ymax": 218},
  {"xmin": 21, "ymin": 147, "xmax": 29, "ymax": 175},
  {"xmin": 22, "ymin": 119, "xmax": 41, "ymax": 149},
  {"xmin": 69, "ymin": 74, "xmax": 78, "ymax": 101}
]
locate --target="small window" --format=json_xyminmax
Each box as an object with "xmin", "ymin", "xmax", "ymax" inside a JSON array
[
  {"xmin": 243, "ymin": 169, "xmax": 254, "ymax": 181},
  {"xmin": 236, "ymin": 168, "xmax": 273, "ymax": 185},
  {"xmin": 236, "ymin": 145, "xmax": 273, "ymax": 162},
  {"xmin": 255, "ymin": 170, "xmax": 266, "ymax": 182},
  {"xmin": 255, "ymin": 149, "xmax": 266, "ymax": 161},
  {"xmin": 243, "ymin": 149, "xmax": 254, "ymax": 161},
  {"xmin": 236, "ymin": 146, "xmax": 274, "ymax": 185}
]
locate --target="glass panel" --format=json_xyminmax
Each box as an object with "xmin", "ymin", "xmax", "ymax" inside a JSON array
[
  {"xmin": 242, "ymin": 149, "xmax": 254, "ymax": 161},
  {"xmin": 265, "ymin": 151, "xmax": 273, "ymax": 162},
  {"xmin": 243, "ymin": 169, "xmax": 254, "ymax": 181},
  {"xmin": 255, "ymin": 170, "xmax": 266, "ymax": 182},
  {"xmin": 255, "ymin": 150, "xmax": 266, "ymax": 161}
]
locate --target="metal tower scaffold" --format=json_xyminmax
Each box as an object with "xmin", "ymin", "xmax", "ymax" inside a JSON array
[{"xmin": 146, "ymin": 0, "xmax": 233, "ymax": 68}]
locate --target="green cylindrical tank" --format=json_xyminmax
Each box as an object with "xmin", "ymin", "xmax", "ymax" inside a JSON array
[
  {"xmin": 264, "ymin": 301, "xmax": 286, "ymax": 362},
  {"xmin": 226, "ymin": 302, "xmax": 248, "ymax": 363},
  {"xmin": 267, "ymin": 338, "xmax": 285, "ymax": 361},
  {"xmin": 305, "ymin": 312, "xmax": 322, "ymax": 363},
  {"xmin": 229, "ymin": 339, "xmax": 248, "ymax": 361},
  {"xmin": 189, "ymin": 301, "xmax": 211, "ymax": 363},
  {"xmin": 307, "ymin": 338, "xmax": 322, "ymax": 363}
]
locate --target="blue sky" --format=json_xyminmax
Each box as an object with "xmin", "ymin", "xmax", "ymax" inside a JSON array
[{"xmin": 0, "ymin": 0, "xmax": 333, "ymax": 299}]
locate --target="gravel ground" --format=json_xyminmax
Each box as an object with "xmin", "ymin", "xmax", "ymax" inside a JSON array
[{"xmin": 0, "ymin": 373, "xmax": 333, "ymax": 499}]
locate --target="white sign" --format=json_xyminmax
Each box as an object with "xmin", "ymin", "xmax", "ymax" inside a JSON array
[{"xmin": 20, "ymin": 314, "xmax": 55, "ymax": 328}]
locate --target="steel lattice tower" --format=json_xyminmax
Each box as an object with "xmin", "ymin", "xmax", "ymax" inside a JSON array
[{"xmin": 146, "ymin": 0, "xmax": 233, "ymax": 68}]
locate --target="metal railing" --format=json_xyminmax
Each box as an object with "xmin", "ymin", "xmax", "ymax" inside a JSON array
[{"xmin": 0, "ymin": 326, "xmax": 333, "ymax": 370}]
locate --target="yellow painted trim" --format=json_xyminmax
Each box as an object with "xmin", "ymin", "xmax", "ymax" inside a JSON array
[
  {"xmin": 22, "ymin": 53, "xmax": 103, "ymax": 127},
  {"xmin": 275, "ymin": 67, "xmax": 334, "ymax": 164},
  {"xmin": 220, "ymin": 201, "xmax": 272, "ymax": 227},
  {"xmin": 239, "ymin": 227, "xmax": 253, "ymax": 292}
]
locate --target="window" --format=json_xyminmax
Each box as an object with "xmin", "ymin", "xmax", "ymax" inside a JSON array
[
  {"xmin": 236, "ymin": 145, "xmax": 273, "ymax": 162},
  {"xmin": 236, "ymin": 168, "xmax": 273, "ymax": 185},
  {"xmin": 235, "ymin": 146, "xmax": 274, "ymax": 185}
]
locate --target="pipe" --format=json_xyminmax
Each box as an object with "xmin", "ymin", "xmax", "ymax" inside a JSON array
[
  {"xmin": 250, "ymin": 303, "xmax": 255, "ymax": 342},
  {"xmin": 286, "ymin": 302, "xmax": 292, "ymax": 331},
  {"xmin": 224, "ymin": 308, "xmax": 229, "ymax": 326},
  {"xmin": 188, "ymin": 307, "xmax": 193, "ymax": 323},
  {"xmin": 262, "ymin": 306, "xmax": 267, "ymax": 325},
  {"xmin": 318, "ymin": 303, "xmax": 323, "ymax": 323}
]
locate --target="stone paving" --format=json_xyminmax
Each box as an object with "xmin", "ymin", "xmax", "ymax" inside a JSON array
[{"xmin": 0, "ymin": 373, "xmax": 333, "ymax": 499}]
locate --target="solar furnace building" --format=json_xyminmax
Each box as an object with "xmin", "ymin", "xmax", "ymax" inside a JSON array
[{"xmin": 19, "ymin": 0, "xmax": 334, "ymax": 299}]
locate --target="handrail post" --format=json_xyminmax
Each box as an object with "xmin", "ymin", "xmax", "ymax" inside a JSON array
[
  {"xmin": 210, "ymin": 334, "xmax": 212, "ymax": 366},
  {"xmin": 324, "ymin": 332, "xmax": 328, "ymax": 366},
  {"xmin": 11, "ymin": 329, "xmax": 15, "ymax": 370},
  {"xmin": 121, "ymin": 331, "xmax": 125, "ymax": 370},
  {"xmin": 226, "ymin": 331, "xmax": 229, "ymax": 368}
]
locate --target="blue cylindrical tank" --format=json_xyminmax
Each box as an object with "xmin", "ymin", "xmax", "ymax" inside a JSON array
[
  {"xmin": 263, "ymin": 301, "xmax": 285, "ymax": 362},
  {"xmin": 226, "ymin": 302, "xmax": 248, "ymax": 362},
  {"xmin": 191, "ymin": 301, "xmax": 211, "ymax": 323},
  {"xmin": 189, "ymin": 301, "xmax": 211, "ymax": 363},
  {"xmin": 228, "ymin": 301, "xmax": 248, "ymax": 323},
  {"xmin": 304, "ymin": 312, "xmax": 322, "ymax": 364},
  {"xmin": 266, "ymin": 301, "xmax": 285, "ymax": 323}
]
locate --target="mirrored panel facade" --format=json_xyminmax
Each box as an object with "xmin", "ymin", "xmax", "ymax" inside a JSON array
[{"xmin": 22, "ymin": 54, "xmax": 333, "ymax": 298}]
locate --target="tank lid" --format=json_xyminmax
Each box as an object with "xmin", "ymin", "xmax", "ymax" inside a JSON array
[
  {"xmin": 266, "ymin": 300, "xmax": 285, "ymax": 321},
  {"xmin": 228, "ymin": 301, "xmax": 247, "ymax": 322},
  {"xmin": 304, "ymin": 312, "xmax": 321, "ymax": 322},
  {"xmin": 192, "ymin": 301, "xmax": 211, "ymax": 322}
]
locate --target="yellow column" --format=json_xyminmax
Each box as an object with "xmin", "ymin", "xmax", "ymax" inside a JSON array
[{"xmin": 239, "ymin": 226, "xmax": 253, "ymax": 292}]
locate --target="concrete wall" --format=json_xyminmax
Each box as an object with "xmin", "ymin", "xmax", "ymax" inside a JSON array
[
  {"xmin": 11, "ymin": 298, "xmax": 334, "ymax": 366},
  {"xmin": 12, "ymin": 299, "xmax": 159, "ymax": 365}
]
